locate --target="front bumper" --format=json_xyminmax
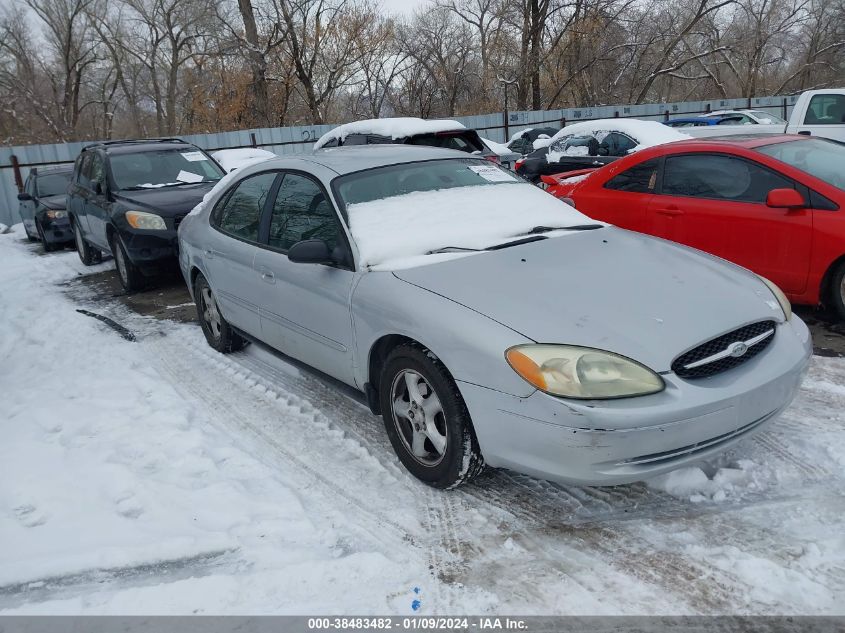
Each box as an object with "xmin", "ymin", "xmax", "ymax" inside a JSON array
[
  {"xmin": 458, "ymin": 317, "xmax": 812, "ymax": 486},
  {"xmin": 38, "ymin": 216, "xmax": 73, "ymax": 244},
  {"xmin": 116, "ymin": 226, "xmax": 179, "ymax": 272}
]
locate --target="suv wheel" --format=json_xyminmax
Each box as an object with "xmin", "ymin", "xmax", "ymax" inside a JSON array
[
  {"xmin": 379, "ymin": 344, "xmax": 485, "ymax": 489},
  {"xmin": 193, "ymin": 274, "xmax": 245, "ymax": 353},
  {"xmin": 73, "ymin": 220, "xmax": 102, "ymax": 265},
  {"xmin": 111, "ymin": 233, "xmax": 145, "ymax": 292}
]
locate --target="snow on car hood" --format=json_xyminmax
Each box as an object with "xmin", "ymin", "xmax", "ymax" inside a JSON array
[
  {"xmin": 393, "ymin": 229, "xmax": 782, "ymax": 372},
  {"xmin": 347, "ymin": 182, "xmax": 595, "ymax": 271},
  {"xmin": 314, "ymin": 117, "xmax": 466, "ymax": 149}
]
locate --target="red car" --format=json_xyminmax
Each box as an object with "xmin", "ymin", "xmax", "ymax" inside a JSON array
[{"xmin": 545, "ymin": 134, "xmax": 845, "ymax": 319}]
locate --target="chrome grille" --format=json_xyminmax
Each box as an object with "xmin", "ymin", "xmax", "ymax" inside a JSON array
[{"xmin": 672, "ymin": 320, "xmax": 777, "ymax": 379}]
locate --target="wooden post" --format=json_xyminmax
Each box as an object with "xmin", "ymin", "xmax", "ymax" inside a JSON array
[{"xmin": 10, "ymin": 155, "xmax": 23, "ymax": 192}]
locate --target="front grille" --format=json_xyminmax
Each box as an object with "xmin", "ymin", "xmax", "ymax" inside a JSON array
[{"xmin": 672, "ymin": 320, "xmax": 777, "ymax": 379}]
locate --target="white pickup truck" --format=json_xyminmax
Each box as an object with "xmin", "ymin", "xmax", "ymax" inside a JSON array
[{"xmin": 684, "ymin": 88, "xmax": 845, "ymax": 142}]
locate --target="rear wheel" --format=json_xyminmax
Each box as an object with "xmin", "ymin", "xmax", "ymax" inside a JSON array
[
  {"xmin": 379, "ymin": 345, "xmax": 485, "ymax": 489},
  {"xmin": 194, "ymin": 274, "xmax": 245, "ymax": 353},
  {"xmin": 830, "ymin": 261, "xmax": 845, "ymax": 321},
  {"xmin": 73, "ymin": 220, "xmax": 102, "ymax": 266},
  {"xmin": 111, "ymin": 233, "xmax": 145, "ymax": 292}
]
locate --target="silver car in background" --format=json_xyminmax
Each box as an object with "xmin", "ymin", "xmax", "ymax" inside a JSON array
[{"xmin": 178, "ymin": 145, "xmax": 811, "ymax": 489}]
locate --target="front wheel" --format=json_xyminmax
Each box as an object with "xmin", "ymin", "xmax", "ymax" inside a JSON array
[
  {"xmin": 73, "ymin": 220, "xmax": 102, "ymax": 266},
  {"xmin": 830, "ymin": 261, "xmax": 845, "ymax": 321},
  {"xmin": 379, "ymin": 345, "xmax": 485, "ymax": 489},
  {"xmin": 193, "ymin": 274, "xmax": 245, "ymax": 353},
  {"xmin": 111, "ymin": 233, "xmax": 145, "ymax": 292}
]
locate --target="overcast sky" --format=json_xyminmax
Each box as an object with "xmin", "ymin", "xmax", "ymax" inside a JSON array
[{"xmin": 379, "ymin": 0, "xmax": 432, "ymax": 16}]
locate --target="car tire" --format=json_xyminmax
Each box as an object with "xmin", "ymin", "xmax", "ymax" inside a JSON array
[
  {"xmin": 111, "ymin": 233, "xmax": 145, "ymax": 292},
  {"xmin": 379, "ymin": 344, "xmax": 485, "ymax": 489},
  {"xmin": 830, "ymin": 261, "xmax": 845, "ymax": 321},
  {"xmin": 73, "ymin": 220, "xmax": 102, "ymax": 266},
  {"xmin": 36, "ymin": 221, "xmax": 57, "ymax": 252},
  {"xmin": 193, "ymin": 274, "xmax": 245, "ymax": 353}
]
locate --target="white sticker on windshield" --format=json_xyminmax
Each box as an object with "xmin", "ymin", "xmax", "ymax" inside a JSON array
[
  {"xmin": 468, "ymin": 165, "xmax": 517, "ymax": 182},
  {"xmin": 181, "ymin": 151, "xmax": 208, "ymax": 162},
  {"xmin": 176, "ymin": 170, "xmax": 203, "ymax": 183}
]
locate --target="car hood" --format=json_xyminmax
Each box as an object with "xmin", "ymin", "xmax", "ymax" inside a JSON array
[
  {"xmin": 392, "ymin": 228, "xmax": 783, "ymax": 372},
  {"xmin": 114, "ymin": 182, "xmax": 216, "ymax": 217},
  {"xmin": 39, "ymin": 194, "xmax": 67, "ymax": 210}
]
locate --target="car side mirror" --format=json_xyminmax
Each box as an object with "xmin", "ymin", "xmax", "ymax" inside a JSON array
[
  {"xmin": 17, "ymin": 192, "xmax": 33, "ymax": 201},
  {"xmin": 766, "ymin": 188, "xmax": 805, "ymax": 210},
  {"xmin": 288, "ymin": 239, "xmax": 337, "ymax": 265}
]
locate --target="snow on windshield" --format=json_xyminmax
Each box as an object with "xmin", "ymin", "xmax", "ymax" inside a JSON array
[
  {"xmin": 212, "ymin": 148, "xmax": 276, "ymax": 173},
  {"xmin": 347, "ymin": 183, "xmax": 593, "ymax": 271},
  {"xmin": 313, "ymin": 117, "xmax": 466, "ymax": 149}
]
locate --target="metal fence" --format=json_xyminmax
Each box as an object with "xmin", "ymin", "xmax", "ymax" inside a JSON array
[{"xmin": 0, "ymin": 94, "xmax": 799, "ymax": 226}]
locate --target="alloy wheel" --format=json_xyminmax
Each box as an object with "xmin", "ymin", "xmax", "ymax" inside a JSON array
[
  {"xmin": 390, "ymin": 369, "xmax": 448, "ymax": 467},
  {"xmin": 200, "ymin": 286, "xmax": 222, "ymax": 340}
]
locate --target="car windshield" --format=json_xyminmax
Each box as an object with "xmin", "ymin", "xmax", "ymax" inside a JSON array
[
  {"xmin": 334, "ymin": 158, "xmax": 595, "ymax": 270},
  {"xmin": 755, "ymin": 139, "xmax": 845, "ymax": 191},
  {"xmin": 37, "ymin": 172, "xmax": 71, "ymax": 197},
  {"xmin": 110, "ymin": 149, "xmax": 224, "ymax": 190},
  {"xmin": 335, "ymin": 158, "xmax": 518, "ymax": 206}
]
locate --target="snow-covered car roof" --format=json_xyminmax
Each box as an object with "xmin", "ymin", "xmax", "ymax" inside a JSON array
[
  {"xmin": 314, "ymin": 117, "xmax": 467, "ymax": 150},
  {"xmin": 543, "ymin": 119, "xmax": 690, "ymax": 150},
  {"xmin": 481, "ymin": 137, "xmax": 518, "ymax": 158},
  {"xmin": 211, "ymin": 148, "xmax": 277, "ymax": 173}
]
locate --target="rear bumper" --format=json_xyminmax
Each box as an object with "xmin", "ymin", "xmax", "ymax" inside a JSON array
[{"xmin": 459, "ymin": 316, "xmax": 812, "ymax": 486}]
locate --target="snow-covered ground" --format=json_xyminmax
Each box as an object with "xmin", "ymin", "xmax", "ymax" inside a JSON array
[{"xmin": 2, "ymin": 226, "xmax": 845, "ymax": 615}]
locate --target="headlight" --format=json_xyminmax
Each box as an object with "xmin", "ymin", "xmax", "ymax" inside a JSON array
[
  {"xmin": 45, "ymin": 210, "xmax": 66, "ymax": 219},
  {"xmin": 758, "ymin": 276, "xmax": 791, "ymax": 321},
  {"xmin": 125, "ymin": 210, "xmax": 167, "ymax": 230},
  {"xmin": 506, "ymin": 345, "xmax": 664, "ymax": 399}
]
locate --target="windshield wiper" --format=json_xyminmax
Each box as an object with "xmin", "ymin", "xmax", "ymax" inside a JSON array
[
  {"xmin": 427, "ymin": 246, "xmax": 481, "ymax": 255},
  {"xmin": 522, "ymin": 224, "xmax": 604, "ymax": 235},
  {"xmin": 486, "ymin": 236, "xmax": 546, "ymax": 250}
]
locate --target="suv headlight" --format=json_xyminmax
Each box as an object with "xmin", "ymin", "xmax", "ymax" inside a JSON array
[
  {"xmin": 45, "ymin": 210, "xmax": 66, "ymax": 219},
  {"xmin": 125, "ymin": 210, "xmax": 167, "ymax": 230},
  {"xmin": 506, "ymin": 345, "xmax": 664, "ymax": 399},
  {"xmin": 758, "ymin": 276, "xmax": 791, "ymax": 321}
]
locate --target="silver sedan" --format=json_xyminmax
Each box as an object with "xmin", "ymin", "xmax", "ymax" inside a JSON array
[{"xmin": 178, "ymin": 145, "xmax": 812, "ymax": 489}]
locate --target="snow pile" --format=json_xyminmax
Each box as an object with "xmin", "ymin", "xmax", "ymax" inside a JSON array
[
  {"xmin": 481, "ymin": 137, "xmax": 514, "ymax": 157},
  {"xmin": 0, "ymin": 230, "xmax": 428, "ymax": 613},
  {"xmin": 212, "ymin": 148, "xmax": 277, "ymax": 173},
  {"xmin": 0, "ymin": 223, "xmax": 10, "ymax": 234},
  {"xmin": 347, "ymin": 182, "xmax": 590, "ymax": 270},
  {"xmin": 647, "ymin": 460, "xmax": 761, "ymax": 503},
  {"xmin": 314, "ymin": 117, "xmax": 466, "ymax": 149}
]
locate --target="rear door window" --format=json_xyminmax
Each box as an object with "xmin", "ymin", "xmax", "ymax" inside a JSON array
[
  {"xmin": 662, "ymin": 154, "xmax": 793, "ymax": 202},
  {"xmin": 604, "ymin": 158, "xmax": 661, "ymax": 193},
  {"xmin": 211, "ymin": 172, "xmax": 277, "ymax": 243},
  {"xmin": 804, "ymin": 94, "xmax": 845, "ymax": 125}
]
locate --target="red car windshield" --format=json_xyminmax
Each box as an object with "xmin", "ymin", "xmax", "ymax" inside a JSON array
[{"xmin": 755, "ymin": 138, "xmax": 845, "ymax": 191}]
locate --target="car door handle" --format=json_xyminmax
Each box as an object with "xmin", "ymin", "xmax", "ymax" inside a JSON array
[
  {"xmin": 656, "ymin": 206, "xmax": 684, "ymax": 217},
  {"xmin": 259, "ymin": 267, "xmax": 275, "ymax": 283},
  {"xmin": 797, "ymin": 130, "xmax": 811, "ymax": 136}
]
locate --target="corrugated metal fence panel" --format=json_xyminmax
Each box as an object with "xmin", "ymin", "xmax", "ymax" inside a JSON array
[{"xmin": 0, "ymin": 96, "xmax": 799, "ymax": 225}]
